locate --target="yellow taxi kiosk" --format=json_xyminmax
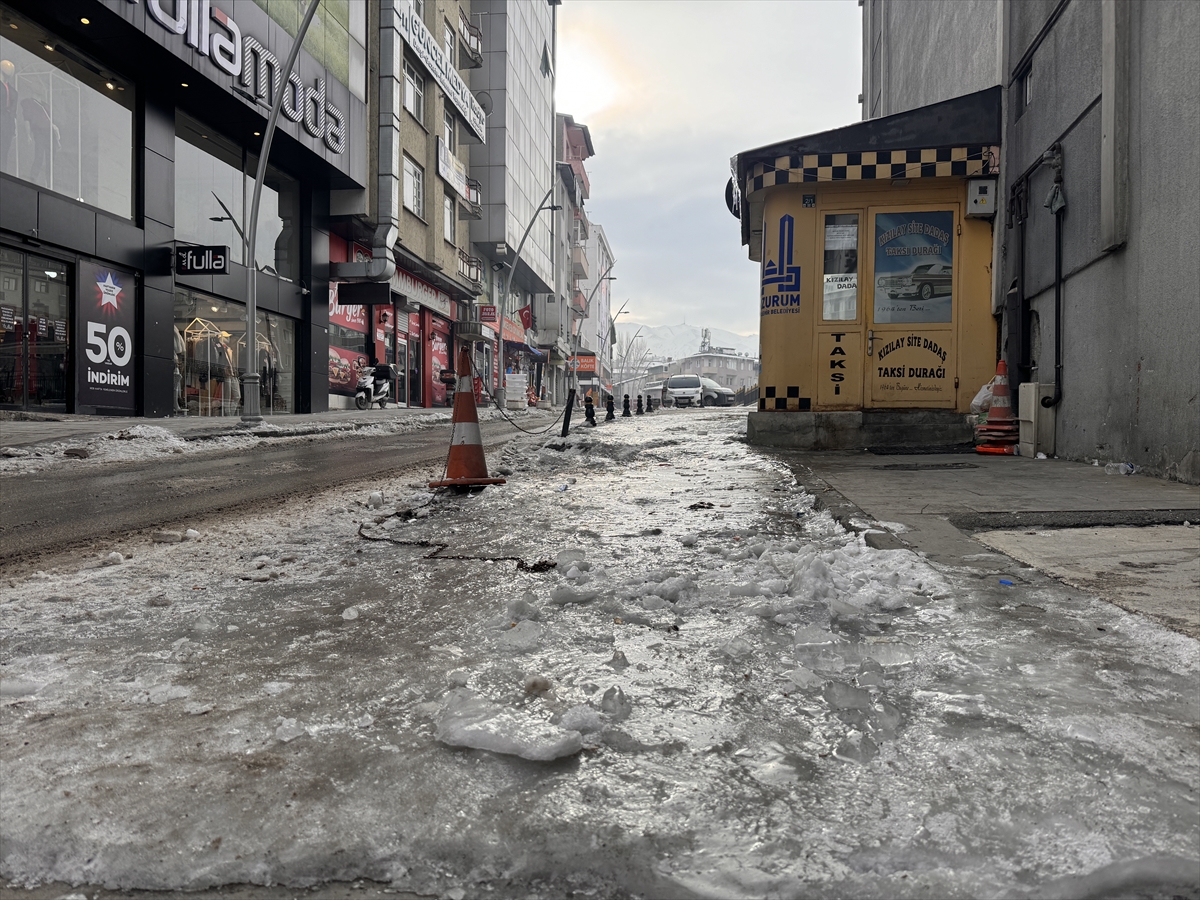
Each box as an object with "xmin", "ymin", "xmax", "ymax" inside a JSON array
[{"xmin": 728, "ymin": 88, "xmax": 1002, "ymax": 449}]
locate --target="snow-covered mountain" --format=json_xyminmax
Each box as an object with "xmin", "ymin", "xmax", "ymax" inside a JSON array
[{"xmin": 615, "ymin": 323, "xmax": 758, "ymax": 362}]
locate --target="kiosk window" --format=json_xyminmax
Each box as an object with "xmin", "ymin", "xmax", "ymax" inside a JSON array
[{"xmin": 822, "ymin": 214, "xmax": 858, "ymax": 321}]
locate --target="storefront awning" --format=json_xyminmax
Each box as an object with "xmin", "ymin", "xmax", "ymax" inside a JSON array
[{"xmin": 504, "ymin": 340, "xmax": 546, "ymax": 361}]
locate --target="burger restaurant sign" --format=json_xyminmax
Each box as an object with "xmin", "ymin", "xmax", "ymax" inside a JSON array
[{"xmin": 136, "ymin": 0, "xmax": 347, "ymax": 153}]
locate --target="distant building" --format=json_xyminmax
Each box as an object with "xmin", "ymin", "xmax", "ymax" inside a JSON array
[{"xmin": 666, "ymin": 352, "xmax": 758, "ymax": 391}]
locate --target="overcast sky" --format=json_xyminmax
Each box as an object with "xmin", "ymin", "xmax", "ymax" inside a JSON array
[{"xmin": 555, "ymin": 0, "xmax": 863, "ymax": 337}]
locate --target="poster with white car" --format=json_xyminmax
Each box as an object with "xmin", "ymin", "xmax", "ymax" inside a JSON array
[
  {"xmin": 76, "ymin": 260, "xmax": 136, "ymax": 410},
  {"xmin": 873, "ymin": 211, "xmax": 953, "ymax": 323}
]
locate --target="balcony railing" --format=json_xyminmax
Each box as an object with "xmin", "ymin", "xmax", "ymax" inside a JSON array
[
  {"xmin": 458, "ymin": 11, "xmax": 483, "ymax": 68},
  {"xmin": 571, "ymin": 245, "xmax": 590, "ymax": 280},
  {"xmin": 457, "ymin": 178, "xmax": 483, "ymax": 220},
  {"xmin": 458, "ymin": 249, "xmax": 483, "ymax": 289}
]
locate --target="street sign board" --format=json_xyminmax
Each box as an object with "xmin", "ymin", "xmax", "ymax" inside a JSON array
[
  {"xmin": 175, "ymin": 245, "xmax": 230, "ymax": 276},
  {"xmin": 479, "ymin": 305, "xmax": 497, "ymax": 322}
]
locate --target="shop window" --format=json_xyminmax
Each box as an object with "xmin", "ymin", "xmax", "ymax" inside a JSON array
[
  {"xmin": 0, "ymin": 248, "xmax": 70, "ymax": 411},
  {"xmin": 0, "ymin": 6, "xmax": 134, "ymax": 218},
  {"xmin": 173, "ymin": 290, "xmax": 296, "ymax": 416},
  {"xmin": 174, "ymin": 113, "xmax": 299, "ymax": 279},
  {"xmin": 822, "ymin": 213, "xmax": 859, "ymax": 321},
  {"xmin": 403, "ymin": 154, "xmax": 424, "ymax": 219},
  {"xmin": 403, "ymin": 60, "xmax": 424, "ymax": 124}
]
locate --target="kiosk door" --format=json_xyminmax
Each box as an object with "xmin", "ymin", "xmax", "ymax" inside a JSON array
[{"xmin": 865, "ymin": 206, "xmax": 958, "ymax": 407}]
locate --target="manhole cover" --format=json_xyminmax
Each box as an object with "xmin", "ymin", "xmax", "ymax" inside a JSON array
[{"xmin": 872, "ymin": 462, "xmax": 980, "ymax": 471}]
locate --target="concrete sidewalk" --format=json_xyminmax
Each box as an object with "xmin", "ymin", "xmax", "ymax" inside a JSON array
[
  {"xmin": 779, "ymin": 449, "xmax": 1200, "ymax": 638},
  {"xmin": 0, "ymin": 403, "xmax": 545, "ymax": 450}
]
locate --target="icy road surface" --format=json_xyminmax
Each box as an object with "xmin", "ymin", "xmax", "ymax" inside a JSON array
[{"xmin": 2, "ymin": 409, "xmax": 1198, "ymax": 898}]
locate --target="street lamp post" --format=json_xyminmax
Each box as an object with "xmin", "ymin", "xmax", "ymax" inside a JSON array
[
  {"xmin": 240, "ymin": 0, "xmax": 320, "ymax": 425},
  {"xmin": 495, "ymin": 186, "xmax": 560, "ymax": 410}
]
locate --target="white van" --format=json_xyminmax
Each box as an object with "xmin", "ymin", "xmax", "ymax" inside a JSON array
[{"xmin": 662, "ymin": 374, "xmax": 703, "ymax": 407}]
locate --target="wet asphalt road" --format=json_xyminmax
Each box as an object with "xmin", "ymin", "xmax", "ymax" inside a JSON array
[{"xmin": 0, "ymin": 421, "xmax": 517, "ymax": 574}]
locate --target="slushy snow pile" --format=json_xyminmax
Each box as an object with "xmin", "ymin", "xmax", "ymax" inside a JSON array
[{"xmin": 1, "ymin": 408, "xmax": 1197, "ymax": 899}]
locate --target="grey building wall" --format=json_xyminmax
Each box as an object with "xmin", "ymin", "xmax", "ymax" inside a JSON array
[
  {"xmin": 861, "ymin": 0, "xmax": 1003, "ymax": 120},
  {"xmin": 469, "ymin": 0, "xmax": 556, "ymax": 296},
  {"xmin": 866, "ymin": 0, "xmax": 1200, "ymax": 482},
  {"xmin": 1002, "ymin": 0, "xmax": 1199, "ymax": 482}
]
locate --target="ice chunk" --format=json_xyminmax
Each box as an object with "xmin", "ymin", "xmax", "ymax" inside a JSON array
[
  {"xmin": 192, "ymin": 614, "xmax": 218, "ymax": 634},
  {"xmin": 729, "ymin": 583, "xmax": 764, "ymax": 597},
  {"xmin": 341, "ymin": 606, "xmax": 360, "ymax": 621},
  {"xmin": 354, "ymin": 714, "xmax": 374, "ymax": 728},
  {"xmin": 787, "ymin": 667, "xmax": 824, "ymax": 690},
  {"xmin": 368, "ymin": 491, "xmax": 384, "ymax": 508},
  {"xmin": 862, "ymin": 642, "xmax": 916, "ymax": 668},
  {"xmin": 102, "ymin": 551, "xmax": 125, "ymax": 566},
  {"xmin": 556, "ymin": 548, "xmax": 587, "ymax": 569},
  {"xmin": 870, "ymin": 700, "xmax": 903, "ymax": 740},
  {"xmin": 496, "ymin": 620, "xmax": 542, "ymax": 653},
  {"xmin": 605, "ymin": 651, "xmax": 630, "ymax": 670},
  {"xmin": 151, "ymin": 530, "xmax": 183, "ymax": 543},
  {"xmin": 560, "ymin": 705, "xmax": 604, "ymax": 733},
  {"xmin": 719, "ymin": 636, "xmax": 754, "ymax": 658},
  {"xmin": 275, "ymin": 718, "xmax": 306, "ymax": 743},
  {"xmin": 263, "ymin": 681, "xmax": 292, "ymax": 696},
  {"xmin": 642, "ymin": 595, "xmax": 670, "ymax": 611},
  {"xmin": 793, "ymin": 624, "xmax": 836, "ymax": 646},
  {"xmin": 548, "ymin": 585, "xmax": 598, "ymax": 605},
  {"xmin": 823, "ymin": 682, "xmax": 872, "ymax": 710},
  {"xmin": 184, "ymin": 702, "xmax": 213, "ymax": 716},
  {"xmin": 679, "ymin": 534, "xmax": 698, "ymax": 547},
  {"xmin": 435, "ymin": 689, "xmax": 582, "ymax": 761},
  {"xmin": 506, "ymin": 594, "xmax": 540, "ymax": 621},
  {"xmin": 184, "ymin": 529, "xmax": 201, "ymax": 540},
  {"xmin": 600, "ymin": 686, "xmax": 632, "ymax": 722},
  {"xmin": 834, "ymin": 730, "xmax": 877, "ymax": 764}
]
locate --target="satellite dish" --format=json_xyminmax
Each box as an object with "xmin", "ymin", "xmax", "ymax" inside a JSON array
[{"xmin": 475, "ymin": 91, "xmax": 493, "ymax": 116}]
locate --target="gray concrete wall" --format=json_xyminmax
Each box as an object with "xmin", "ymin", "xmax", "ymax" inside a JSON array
[
  {"xmin": 863, "ymin": 0, "xmax": 1002, "ymax": 119},
  {"xmin": 1002, "ymin": 0, "xmax": 1200, "ymax": 483}
]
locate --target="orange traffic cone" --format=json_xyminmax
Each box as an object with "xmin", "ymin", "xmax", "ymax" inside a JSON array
[
  {"xmin": 429, "ymin": 346, "xmax": 507, "ymax": 491},
  {"xmin": 975, "ymin": 359, "xmax": 1019, "ymax": 455}
]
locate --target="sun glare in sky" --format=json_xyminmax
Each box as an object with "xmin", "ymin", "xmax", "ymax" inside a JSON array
[{"xmin": 555, "ymin": 34, "xmax": 620, "ymax": 122}]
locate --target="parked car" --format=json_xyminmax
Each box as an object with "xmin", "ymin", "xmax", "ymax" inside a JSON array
[
  {"xmin": 699, "ymin": 377, "xmax": 737, "ymax": 407},
  {"xmin": 878, "ymin": 263, "xmax": 953, "ymax": 300},
  {"xmin": 662, "ymin": 374, "xmax": 702, "ymax": 408}
]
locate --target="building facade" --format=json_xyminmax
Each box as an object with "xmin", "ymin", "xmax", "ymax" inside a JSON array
[
  {"xmin": 468, "ymin": 0, "xmax": 557, "ymax": 406},
  {"xmin": 862, "ymin": 0, "xmax": 1200, "ymax": 482},
  {"xmin": 1, "ymin": 0, "xmax": 369, "ymax": 418},
  {"xmin": 574, "ymin": 223, "xmax": 613, "ymax": 396},
  {"xmin": 666, "ymin": 351, "xmax": 759, "ymax": 392}
]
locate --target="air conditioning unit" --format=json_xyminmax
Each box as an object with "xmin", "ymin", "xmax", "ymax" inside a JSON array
[{"xmin": 1018, "ymin": 382, "xmax": 1056, "ymax": 458}]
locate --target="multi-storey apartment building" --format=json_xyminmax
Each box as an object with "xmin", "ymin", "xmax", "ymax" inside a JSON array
[
  {"xmin": 538, "ymin": 113, "xmax": 592, "ymax": 404},
  {"xmin": 468, "ymin": 0, "xmax": 557, "ymax": 406},
  {"xmin": 575, "ymin": 224, "xmax": 614, "ymax": 397},
  {"xmin": 666, "ymin": 351, "xmax": 759, "ymax": 392},
  {"xmin": 328, "ymin": 0, "xmax": 491, "ymax": 409}
]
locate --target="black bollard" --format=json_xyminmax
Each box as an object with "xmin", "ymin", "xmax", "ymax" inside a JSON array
[
  {"xmin": 561, "ymin": 388, "xmax": 576, "ymax": 437},
  {"xmin": 622, "ymin": 394, "xmax": 632, "ymax": 417},
  {"xmin": 635, "ymin": 395, "xmax": 644, "ymax": 415},
  {"xmin": 584, "ymin": 395, "xmax": 597, "ymax": 426},
  {"xmin": 605, "ymin": 395, "xmax": 615, "ymax": 421}
]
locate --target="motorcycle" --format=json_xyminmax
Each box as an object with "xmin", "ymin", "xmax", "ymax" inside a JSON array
[{"xmin": 355, "ymin": 363, "xmax": 397, "ymax": 409}]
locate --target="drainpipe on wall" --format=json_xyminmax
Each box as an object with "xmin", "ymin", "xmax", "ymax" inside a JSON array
[
  {"xmin": 329, "ymin": 1, "xmax": 401, "ymax": 284},
  {"xmin": 1041, "ymin": 143, "xmax": 1066, "ymax": 409}
]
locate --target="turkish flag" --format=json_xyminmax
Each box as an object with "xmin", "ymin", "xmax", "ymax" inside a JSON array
[{"xmin": 517, "ymin": 305, "xmax": 533, "ymax": 331}]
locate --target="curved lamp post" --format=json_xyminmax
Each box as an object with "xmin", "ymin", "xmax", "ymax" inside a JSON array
[
  {"xmin": 241, "ymin": 0, "xmax": 320, "ymax": 424},
  {"xmin": 559, "ymin": 263, "xmax": 615, "ymax": 436},
  {"xmin": 495, "ymin": 186, "xmax": 560, "ymax": 409}
]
